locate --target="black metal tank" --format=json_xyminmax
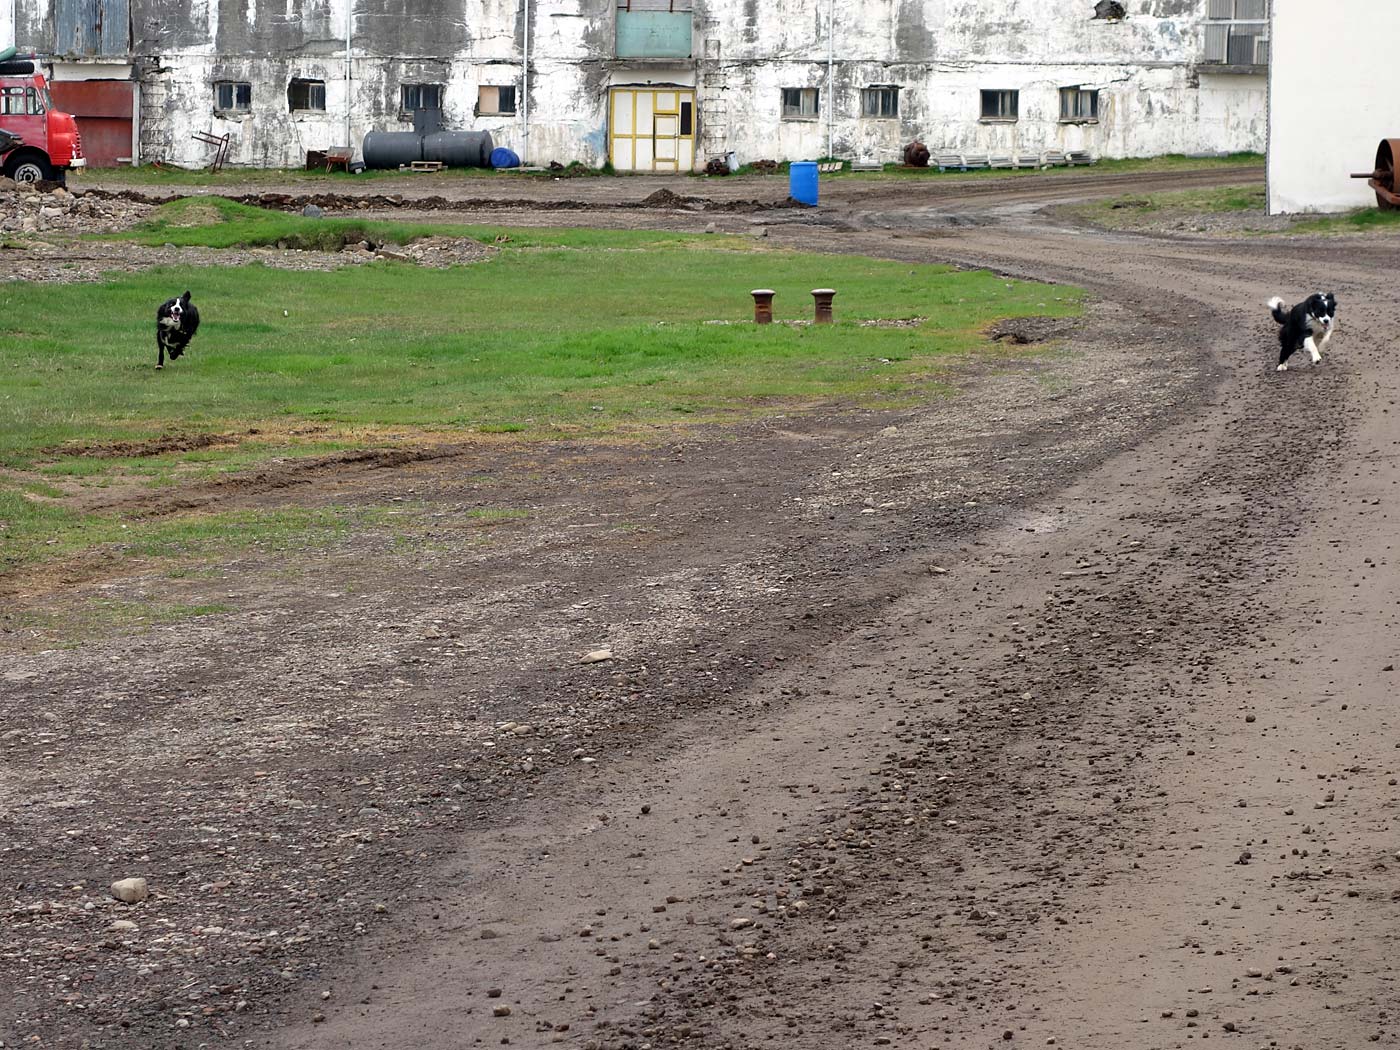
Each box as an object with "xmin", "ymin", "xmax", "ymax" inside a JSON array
[{"xmin": 362, "ymin": 130, "xmax": 494, "ymax": 170}]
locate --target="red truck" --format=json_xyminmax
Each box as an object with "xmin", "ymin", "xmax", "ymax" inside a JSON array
[{"xmin": 0, "ymin": 57, "xmax": 85, "ymax": 184}]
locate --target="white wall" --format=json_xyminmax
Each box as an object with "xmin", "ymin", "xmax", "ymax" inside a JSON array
[
  {"xmin": 1268, "ymin": 0, "xmax": 1400, "ymax": 214},
  {"xmin": 9, "ymin": 0, "xmax": 1269, "ymax": 170},
  {"xmin": 0, "ymin": 0, "xmax": 14, "ymax": 50}
]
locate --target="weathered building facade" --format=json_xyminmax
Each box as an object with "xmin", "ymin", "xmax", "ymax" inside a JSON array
[{"xmin": 0, "ymin": 0, "xmax": 1268, "ymax": 171}]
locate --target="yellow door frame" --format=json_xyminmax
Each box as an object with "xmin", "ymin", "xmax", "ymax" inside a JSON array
[{"xmin": 608, "ymin": 87, "xmax": 696, "ymax": 173}]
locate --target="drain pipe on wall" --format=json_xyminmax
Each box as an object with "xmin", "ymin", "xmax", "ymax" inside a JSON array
[
  {"xmin": 826, "ymin": 0, "xmax": 834, "ymax": 160},
  {"xmin": 344, "ymin": 0, "xmax": 353, "ymax": 150},
  {"xmin": 521, "ymin": 0, "xmax": 531, "ymax": 164}
]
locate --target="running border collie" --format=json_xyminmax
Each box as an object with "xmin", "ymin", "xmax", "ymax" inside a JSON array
[
  {"xmin": 156, "ymin": 291, "xmax": 201, "ymax": 370},
  {"xmin": 1268, "ymin": 293, "xmax": 1336, "ymax": 372}
]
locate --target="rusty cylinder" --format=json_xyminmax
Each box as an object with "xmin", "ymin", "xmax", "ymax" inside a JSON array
[
  {"xmin": 751, "ymin": 289, "xmax": 776, "ymax": 325},
  {"xmin": 811, "ymin": 288, "xmax": 836, "ymax": 324}
]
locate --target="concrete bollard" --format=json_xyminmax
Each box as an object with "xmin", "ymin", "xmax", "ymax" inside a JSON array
[
  {"xmin": 811, "ymin": 288, "xmax": 836, "ymax": 324},
  {"xmin": 751, "ymin": 289, "xmax": 776, "ymax": 324}
]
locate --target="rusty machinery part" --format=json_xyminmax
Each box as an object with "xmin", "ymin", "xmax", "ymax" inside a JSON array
[
  {"xmin": 903, "ymin": 141, "xmax": 931, "ymax": 168},
  {"xmin": 1350, "ymin": 138, "xmax": 1400, "ymax": 211}
]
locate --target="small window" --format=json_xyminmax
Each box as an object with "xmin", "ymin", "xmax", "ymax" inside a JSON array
[
  {"xmin": 1203, "ymin": 0, "xmax": 1269, "ymax": 64},
  {"xmin": 980, "ymin": 89, "xmax": 1019, "ymax": 122},
  {"xmin": 1059, "ymin": 86, "xmax": 1099, "ymax": 122},
  {"xmin": 781, "ymin": 87, "xmax": 819, "ymax": 120},
  {"xmin": 680, "ymin": 100, "xmax": 693, "ymax": 136},
  {"xmin": 288, "ymin": 78, "xmax": 326, "ymax": 112},
  {"xmin": 401, "ymin": 83, "xmax": 443, "ymax": 112},
  {"xmin": 860, "ymin": 86, "xmax": 899, "ymax": 119},
  {"xmin": 478, "ymin": 85, "xmax": 517, "ymax": 116},
  {"xmin": 215, "ymin": 81, "xmax": 252, "ymax": 113},
  {"xmin": 1, "ymin": 86, "xmax": 42, "ymax": 115}
]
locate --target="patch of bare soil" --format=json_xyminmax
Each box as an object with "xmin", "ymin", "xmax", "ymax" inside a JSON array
[
  {"xmin": 985, "ymin": 315, "xmax": 1077, "ymax": 345},
  {"xmin": 0, "ymin": 238, "xmax": 385, "ymax": 284},
  {"xmin": 50, "ymin": 432, "xmax": 245, "ymax": 459},
  {"xmin": 1055, "ymin": 198, "xmax": 1306, "ymax": 236}
]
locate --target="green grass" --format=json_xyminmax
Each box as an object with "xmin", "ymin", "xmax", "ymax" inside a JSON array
[
  {"xmin": 1074, "ymin": 183, "xmax": 1400, "ymax": 237},
  {"xmin": 1292, "ymin": 207, "xmax": 1400, "ymax": 234},
  {"xmin": 1, "ymin": 206, "xmax": 1082, "ymax": 576},
  {"xmin": 859, "ymin": 152, "xmax": 1263, "ymax": 180},
  {"xmin": 1098, "ymin": 184, "xmax": 1266, "ymax": 215},
  {"xmin": 1066, "ymin": 183, "xmax": 1267, "ymax": 231},
  {"xmin": 0, "ymin": 490, "xmax": 365, "ymax": 574},
  {"xmin": 466, "ymin": 507, "xmax": 529, "ymax": 525},
  {"xmin": 12, "ymin": 202, "xmax": 1084, "ymax": 461}
]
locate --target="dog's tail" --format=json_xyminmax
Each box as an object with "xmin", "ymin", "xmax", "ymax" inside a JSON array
[{"xmin": 1267, "ymin": 296, "xmax": 1288, "ymax": 324}]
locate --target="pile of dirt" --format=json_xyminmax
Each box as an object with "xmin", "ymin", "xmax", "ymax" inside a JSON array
[
  {"xmin": 378, "ymin": 236, "xmax": 498, "ymax": 268},
  {"xmin": 84, "ymin": 187, "xmax": 803, "ymax": 216},
  {"xmin": 639, "ymin": 187, "xmax": 703, "ymax": 209},
  {"xmin": 0, "ymin": 181, "xmax": 152, "ymax": 236}
]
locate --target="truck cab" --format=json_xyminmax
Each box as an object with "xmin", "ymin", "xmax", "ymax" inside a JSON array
[{"xmin": 0, "ymin": 60, "xmax": 85, "ymax": 184}]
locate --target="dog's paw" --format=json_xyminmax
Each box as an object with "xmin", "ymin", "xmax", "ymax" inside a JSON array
[{"xmin": 1276, "ymin": 363, "xmax": 1288, "ymax": 372}]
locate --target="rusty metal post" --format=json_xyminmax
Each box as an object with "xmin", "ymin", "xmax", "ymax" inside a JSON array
[
  {"xmin": 751, "ymin": 289, "xmax": 776, "ymax": 324},
  {"xmin": 811, "ymin": 288, "xmax": 836, "ymax": 324}
]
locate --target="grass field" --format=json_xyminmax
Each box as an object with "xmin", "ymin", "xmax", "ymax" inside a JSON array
[
  {"xmin": 1070, "ymin": 184, "xmax": 1267, "ymax": 227},
  {"xmin": 1074, "ymin": 183, "xmax": 1400, "ymax": 237},
  {"xmin": 0, "ymin": 200, "xmax": 1083, "ymax": 576},
  {"xmin": 1293, "ymin": 207, "xmax": 1400, "ymax": 234}
]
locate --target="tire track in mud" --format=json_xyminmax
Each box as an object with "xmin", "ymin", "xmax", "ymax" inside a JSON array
[{"xmin": 273, "ymin": 186, "xmax": 1400, "ymax": 1050}]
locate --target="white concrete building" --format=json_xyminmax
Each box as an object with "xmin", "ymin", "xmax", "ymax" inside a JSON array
[
  {"xmin": 0, "ymin": 0, "xmax": 1268, "ymax": 171},
  {"xmin": 1268, "ymin": 0, "xmax": 1398, "ymax": 214}
]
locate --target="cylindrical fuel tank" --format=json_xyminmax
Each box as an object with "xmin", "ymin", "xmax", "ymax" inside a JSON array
[
  {"xmin": 361, "ymin": 131, "xmax": 425, "ymax": 169},
  {"xmin": 422, "ymin": 131, "xmax": 494, "ymax": 169}
]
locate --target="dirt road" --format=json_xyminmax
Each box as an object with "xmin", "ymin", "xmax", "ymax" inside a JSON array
[{"xmin": 5, "ymin": 166, "xmax": 1398, "ymax": 1050}]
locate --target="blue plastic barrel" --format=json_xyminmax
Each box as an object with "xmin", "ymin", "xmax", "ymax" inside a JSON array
[
  {"xmin": 789, "ymin": 161, "xmax": 819, "ymax": 206},
  {"xmin": 490, "ymin": 147, "xmax": 521, "ymax": 169}
]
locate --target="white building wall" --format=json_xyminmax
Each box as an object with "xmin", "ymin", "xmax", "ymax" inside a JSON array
[
  {"xmin": 1268, "ymin": 0, "xmax": 1398, "ymax": 214},
  {"xmin": 8, "ymin": 0, "xmax": 1267, "ymax": 170}
]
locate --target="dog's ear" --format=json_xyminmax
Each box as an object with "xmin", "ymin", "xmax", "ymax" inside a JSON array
[{"xmin": 181, "ymin": 290, "xmax": 192, "ymax": 303}]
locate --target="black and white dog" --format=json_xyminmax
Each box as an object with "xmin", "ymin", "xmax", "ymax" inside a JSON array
[
  {"xmin": 156, "ymin": 291, "xmax": 201, "ymax": 370},
  {"xmin": 1268, "ymin": 292, "xmax": 1337, "ymax": 372}
]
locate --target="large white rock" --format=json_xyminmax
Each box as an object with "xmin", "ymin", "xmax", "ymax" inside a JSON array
[{"xmin": 110, "ymin": 878, "xmax": 149, "ymax": 904}]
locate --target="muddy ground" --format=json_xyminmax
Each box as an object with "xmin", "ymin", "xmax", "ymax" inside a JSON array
[{"xmin": 3, "ymin": 164, "xmax": 1400, "ymax": 1050}]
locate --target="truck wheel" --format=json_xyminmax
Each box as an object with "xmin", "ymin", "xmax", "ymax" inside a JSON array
[{"xmin": 4, "ymin": 154, "xmax": 55, "ymax": 185}]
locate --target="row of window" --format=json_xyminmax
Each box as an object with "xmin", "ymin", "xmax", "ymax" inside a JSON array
[
  {"xmin": 213, "ymin": 77, "xmax": 1096, "ymax": 124},
  {"xmin": 214, "ymin": 80, "xmax": 517, "ymax": 116},
  {"xmin": 782, "ymin": 86, "xmax": 1101, "ymax": 123}
]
